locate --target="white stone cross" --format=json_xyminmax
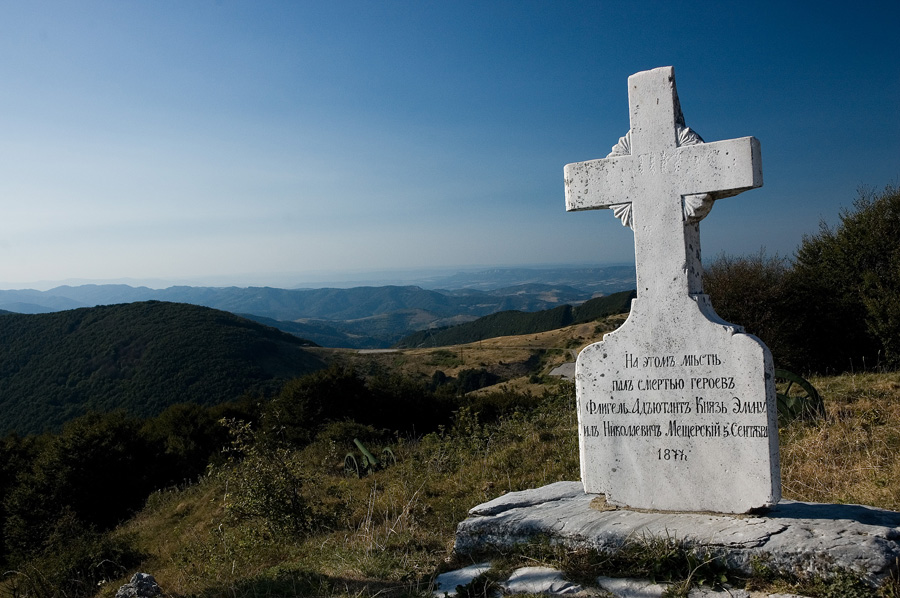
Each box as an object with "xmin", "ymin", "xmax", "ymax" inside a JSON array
[
  {"xmin": 564, "ymin": 67, "xmax": 778, "ymax": 514},
  {"xmin": 565, "ymin": 66, "xmax": 762, "ymax": 302}
]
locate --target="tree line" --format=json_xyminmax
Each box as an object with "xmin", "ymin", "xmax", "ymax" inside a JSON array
[
  {"xmin": 396, "ymin": 290, "xmax": 636, "ymax": 348},
  {"xmin": 704, "ymin": 184, "xmax": 900, "ymax": 374}
]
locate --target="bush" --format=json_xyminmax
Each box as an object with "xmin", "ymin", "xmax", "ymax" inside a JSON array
[
  {"xmin": 3, "ymin": 411, "xmax": 156, "ymax": 562},
  {"xmin": 704, "ymin": 184, "xmax": 900, "ymax": 374},
  {"xmin": 262, "ymin": 365, "xmax": 369, "ymax": 446},
  {"xmin": 218, "ymin": 419, "xmax": 321, "ymax": 537},
  {"xmin": 790, "ymin": 185, "xmax": 900, "ymax": 372},
  {"xmin": 3, "ymin": 510, "xmax": 141, "ymax": 598},
  {"xmin": 140, "ymin": 402, "xmax": 228, "ymax": 483},
  {"xmin": 703, "ymin": 250, "xmax": 802, "ymax": 370}
]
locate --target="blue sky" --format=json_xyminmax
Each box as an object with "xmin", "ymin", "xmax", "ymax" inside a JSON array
[{"xmin": 0, "ymin": 1, "xmax": 897, "ymax": 288}]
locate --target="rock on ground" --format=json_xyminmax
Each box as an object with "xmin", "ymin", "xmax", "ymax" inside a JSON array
[
  {"xmin": 115, "ymin": 573, "xmax": 162, "ymax": 598},
  {"xmin": 432, "ymin": 563, "xmax": 491, "ymax": 597}
]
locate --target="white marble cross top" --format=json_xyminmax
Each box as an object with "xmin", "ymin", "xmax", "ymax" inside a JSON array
[{"xmin": 564, "ymin": 66, "xmax": 762, "ymax": 303}]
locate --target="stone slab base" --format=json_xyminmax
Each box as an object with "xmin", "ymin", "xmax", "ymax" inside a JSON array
[{"xmin": 453, "ymin": 481, "xmax": 900, "ymax": 585}]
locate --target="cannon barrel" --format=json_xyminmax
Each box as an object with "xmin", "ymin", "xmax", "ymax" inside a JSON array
[{"xmin": 353, "ymin": 438, "xmax": 379, "ymax": 469}]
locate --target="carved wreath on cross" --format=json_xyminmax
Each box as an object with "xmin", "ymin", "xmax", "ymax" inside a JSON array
[{"xmin": 605, "ymin": 125, "xmax": 714, "ymax": 229}]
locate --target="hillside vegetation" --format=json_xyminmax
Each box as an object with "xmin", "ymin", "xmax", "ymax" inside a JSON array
[
  {"xmin": 4, "ymin": 358, "xmax": 900, "ymax": 597},
  {"xmin": 1, "ymin": 296, "xmax": 899, "ymax": 597},
  {"xmin": 705, "ymin": 184, "xmax": 900, "ymax": 374},
  {"xmin": 3, "ymin": 187, "xmax": 899, "ymax": 596},
  {"xmin": 395, "ymin": 290, "xmax": 635, "ymax": 348},
  {"xmin": 0, "ymin": 302, "xmax": 325, "ymax": 435}
]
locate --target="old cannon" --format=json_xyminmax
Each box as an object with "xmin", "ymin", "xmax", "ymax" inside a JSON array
[
  {"xmin": 344, "ymin": 438, "xmax": 397, "ymax": 478},
  {"xmin": 774, "ymin": 368, "xmax": 825, "ymax": 425}
]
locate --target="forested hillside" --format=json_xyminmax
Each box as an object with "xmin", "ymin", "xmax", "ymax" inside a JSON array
[
  {"xmin": 395, "ymin": 290, "xmax": 635, "ymax": 347},
  {"xmin": 0, "ymin": 302, "xmax": 325, "ymax": 435}
]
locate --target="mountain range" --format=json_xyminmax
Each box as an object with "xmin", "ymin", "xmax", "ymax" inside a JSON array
[{"xmin": 0, "ymin": 266, "xmax": 637, "ymax": 348}]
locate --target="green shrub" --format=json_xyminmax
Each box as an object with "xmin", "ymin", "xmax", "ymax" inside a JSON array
[
  {"xmin": 3, "ymin": 411, "xmax": 155, "ymax": 562},
  {"xmin": 704, "ymin": 184, "xmax": 900, "ymax": 374},
  {"xmin": 703, "ymin": 250, "xmax": 801, "ymax": 369},
  {"xmin": 262, "ymin": 365, "xmax": 369, "ymax": 446},
  {"xmin": 218, "ymin": 419, "xmax": 323, "ymax": 537},
  {"xmin": 791, "ymin": 185, "xmax": 900, "ymax": 371}
]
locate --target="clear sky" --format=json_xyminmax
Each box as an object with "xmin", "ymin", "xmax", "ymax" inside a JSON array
[{"xmin": 0, "ymin": 1, "xmax": 897, "ymax": 289}]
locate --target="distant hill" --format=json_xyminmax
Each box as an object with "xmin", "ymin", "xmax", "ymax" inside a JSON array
[
  {"xmin": 0, "ymin": 283, "xmax": 608, "ymax": 348},
  {"xmin": 0, "ymin": 302, "xmax": 56, "ymax": 314},
  {"xmin": 0, "ymin": 302, "xmax": 326, "ymax": 435},
  {"xmin": 1, "ymin": 283, "xmax": 591, "ymax": 322},
  {"xmin": 395, "ymin": 290, "xmax": 636, "ymax": 347},
  {"xmin": 428, "ymin": 265, "xmax": 636, "ymax": 294},
  {"xmin": 241, "ymin": 310, "xmax": 481, "ymax": 349},
  {"xmin": 238, "ymin": 314, "xmax": 358, "ymax": 348},
  {"xmin": 0, "ymin": 289, "xmax": 84, "ymax": 312}
]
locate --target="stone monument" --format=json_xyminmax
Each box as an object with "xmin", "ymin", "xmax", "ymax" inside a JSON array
[
  {"xmin": 564, "ymin": 66, "xmax": 779, "ymax": 513},
  {"xmin": 452, "ymin": 67, "xmax": 900, "ymax": 589}
]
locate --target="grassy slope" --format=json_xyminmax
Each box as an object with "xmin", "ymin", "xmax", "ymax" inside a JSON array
[
  {"xmin": 310, "ymin": 313, "xmax": 628, "ymax": 394},
  {"xmin": 105, "ymin": 370, "xmax": 900, "ymax": 597},
  {"xmin": 109, "ymin": 392, "xmax": 577, "ymax": 596},
  {"xmin": 780, "ymin": 372, "xmax": 900, "ymax": 508},
  {"xmin": 78, "ymin": 316, "xmax": 900, "ymax": 597}
]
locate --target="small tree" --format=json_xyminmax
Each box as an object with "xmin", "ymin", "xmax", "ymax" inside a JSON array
[
  {"xmin": 704, "ymin": 185, "xmax": 900, "ymax": 374},
  {"xmin": 703, "ymin": 250, "xmax": 801, "ymax": 369},
  {"xmin": 790, "ymin": 184, "xmax": 900, "ymax": 371},
  {"xmin": 262, "ymin": 365, "xmax": 369, "ymax": 446},
  {"xmin": 218, "ymin": 419, "xmax": 317, "ymax": 537}
]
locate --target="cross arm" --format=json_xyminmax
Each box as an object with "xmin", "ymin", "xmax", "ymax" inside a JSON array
[
  {"xmin": 676, "ymin": 136, "xmax": 762, "ymax": 199},
  {"xmin": 564, "ymin": 155, "xmax": 636, "ymax": 212}
]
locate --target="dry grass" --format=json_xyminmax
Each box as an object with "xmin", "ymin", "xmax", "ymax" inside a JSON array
[
  {"xmin": 781, "ymin": 371, "xmax": 900, "ymax": 509},
  {"xmin": 309, "ymin": 314, "xmax": 628, "ymax": 395},
  {"xmin": 100, "ymin": 386, "xmax": 579, "ymax": 597}
]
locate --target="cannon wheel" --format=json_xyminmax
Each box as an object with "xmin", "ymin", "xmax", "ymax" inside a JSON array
[
  {"xmin": 774, "ymin": 368, "xmax": 825, "ymax": 424},
  {"xmin": 344, "ymin": 454, "xmax": 361, "ymax": 478},
  {"xmin": 381, "ymin": 447, "xmax": 397, "ymax": 466}
]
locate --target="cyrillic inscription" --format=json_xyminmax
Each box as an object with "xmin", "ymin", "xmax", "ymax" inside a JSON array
[{"xmin": 580, "ymin": 352, "xmax": 771, "ymax": 460}]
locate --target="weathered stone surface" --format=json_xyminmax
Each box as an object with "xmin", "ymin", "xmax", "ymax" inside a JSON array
[
  {"xmin": 455, "ymin": 482, "xmax": 900, "ymax": 585},
  {"xmin": 470, "ymin": 480, "xmax": 586, "ymax": 516},
  {"xmin": 501, "ymin": 566, "xmax": 584, "ymax": 595},
  {"xmin": 564, "ymin": 66, "xmax": 777, "ymax": 513},
  {"xmin": 432, "ymin": 562, "xmax": 490, "ymax": 597},
  {"xmin": 431, "ymin": 567, "xmax": 810, "ymax": 597},
  {"xmin": 115, "ymin": 573, "xmax": 162, "ymax": 598},
  {"xmin": 596, "ymin": 577, "xmax": 670, "ymax": 598}
]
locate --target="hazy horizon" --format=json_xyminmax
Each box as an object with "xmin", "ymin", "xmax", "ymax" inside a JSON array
[{"xmin": 0, "ymin": 260, "xmax": 637, "ymax": 292}]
